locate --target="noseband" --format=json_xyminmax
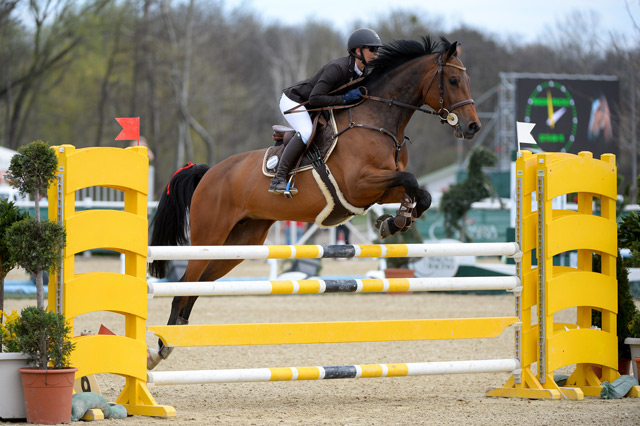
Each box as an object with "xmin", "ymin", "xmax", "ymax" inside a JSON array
[
  {"xmin": 421, "ymin": 54, "xmax": 475, "ymax": 126},
  {"xmin": 359, "ymin": 53, "xmax": 475, "ymax": 127}
]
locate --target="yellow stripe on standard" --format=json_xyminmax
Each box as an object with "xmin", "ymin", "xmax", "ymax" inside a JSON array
[{"xmin": 267, "ymin": 245, "xmax": 294, "ymax": 259}]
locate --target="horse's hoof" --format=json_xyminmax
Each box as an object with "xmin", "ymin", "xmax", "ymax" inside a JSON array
[
  {"xmin": 374, "ymin": 214, "xmax": 393, "ymax": 230},
  {"xmin": 377, "ymin": 217, "xmax": 394, "ymax": 240},
  {"xmin": 147, "ymin": 348, "xmax": 162, "ymax": 370}
]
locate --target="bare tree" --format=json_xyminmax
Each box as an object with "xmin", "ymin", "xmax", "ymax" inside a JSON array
[
  {"xmin": 161, "ymin": 0, "xmax": 213, "ymax": 168},
  {"xmin": 0, "ymin": 0, "xmax": 110, "ymax": 149}
]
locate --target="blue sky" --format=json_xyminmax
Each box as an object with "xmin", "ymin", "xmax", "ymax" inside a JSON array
[{"xmin": 225, "ymin": 0, "xmax": 640, "ymax": 45}]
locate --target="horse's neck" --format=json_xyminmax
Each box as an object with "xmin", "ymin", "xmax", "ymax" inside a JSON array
[{"xmin": 364, "ymin": 58, "xmax": 435, "ymax": 129}]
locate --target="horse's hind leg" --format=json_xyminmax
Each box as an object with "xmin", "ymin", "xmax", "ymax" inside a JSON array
[{"xmin": 148, "ymin": 218, "xmax": 274, "ymax": 369}]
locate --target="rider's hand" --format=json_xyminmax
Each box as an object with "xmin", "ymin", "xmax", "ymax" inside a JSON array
[{"xmin": 342, "ymin": 88, "xmax": 363, "ymax": 105}]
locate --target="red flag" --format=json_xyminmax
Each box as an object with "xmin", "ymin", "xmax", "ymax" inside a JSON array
[{"xmin": 115, "ymin": 117, "xmax": 140, "ymax": 144}]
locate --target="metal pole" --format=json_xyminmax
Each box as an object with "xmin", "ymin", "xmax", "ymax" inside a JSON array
[{"xmin": 631, "ymin": 67, "xmax": 637, "ymax": 203}]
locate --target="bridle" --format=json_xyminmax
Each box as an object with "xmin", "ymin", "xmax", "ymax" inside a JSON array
[
  {"xmin": 362, "ymin": 53, "xmax": 475, "ymax": 126},
  {"xmin": 285, "ymin": 53, "xmax": 476, "ymax": 169}
]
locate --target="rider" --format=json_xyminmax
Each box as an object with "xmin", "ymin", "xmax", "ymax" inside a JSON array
[{"xmin": 268, "ymin": 28, "xmax": 383, "ymax": 195}]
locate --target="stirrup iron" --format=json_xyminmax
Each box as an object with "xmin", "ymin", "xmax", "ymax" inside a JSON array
[{"xmin": 284, "ymin": 176, "xmax": 297, "ymax": 199}]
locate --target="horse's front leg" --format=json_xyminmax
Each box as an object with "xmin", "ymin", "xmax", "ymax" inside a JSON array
[{"xmin": 356, "ymin": 169, "xmax": 431, "ymax": 240}]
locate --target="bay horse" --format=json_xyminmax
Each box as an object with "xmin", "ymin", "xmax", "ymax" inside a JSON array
[{"xmin": 147, "ymin": 35, "xmax": 481, "ymax": 369}]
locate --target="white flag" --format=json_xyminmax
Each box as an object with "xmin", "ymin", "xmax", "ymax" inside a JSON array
[
  {"xmin": 516, "ymin": 122, "xmax": 537, "ymax": 145},
  {"xmin": 516, "ymin": 121, "xmax": 538, "ymax": 153}
]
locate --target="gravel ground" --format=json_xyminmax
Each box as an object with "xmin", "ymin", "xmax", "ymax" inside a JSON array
[{"xmin": 3, "ymin": 256, "xmax": 640, "ymax": 425}]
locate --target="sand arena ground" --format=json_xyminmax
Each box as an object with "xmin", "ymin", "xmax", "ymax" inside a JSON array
[{"xmin": 3, "ymin": 256, "xmax": 640, "ymax": 425}]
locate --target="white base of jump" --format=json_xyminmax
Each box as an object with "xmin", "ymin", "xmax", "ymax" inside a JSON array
[
  {"xmin": 147, "ymin": 359, "xmax": 520, "ymax": 385},
  {"xmin": 149, "ymin": 276, "xmax": 520, "ymax": 297}
]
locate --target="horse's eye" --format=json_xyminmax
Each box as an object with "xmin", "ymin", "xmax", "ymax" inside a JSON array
[{"xmin": 449, "ymin": 77, "xmax": 458, "ymax": 86}]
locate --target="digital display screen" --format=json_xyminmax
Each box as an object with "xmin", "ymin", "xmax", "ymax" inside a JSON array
[{"xmin": 515, "ymin": 76, "xmax": 620, "ymax": 157}]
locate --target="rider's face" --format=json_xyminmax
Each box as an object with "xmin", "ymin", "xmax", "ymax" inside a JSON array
[{"xmin": 361, "ymin": 46, "xmax": 379, "ymax": 63}]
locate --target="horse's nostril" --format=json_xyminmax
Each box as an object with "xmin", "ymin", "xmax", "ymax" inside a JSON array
[{"xmin": 469, "ymin": 122, "xmax": 481, "ymax": 133}]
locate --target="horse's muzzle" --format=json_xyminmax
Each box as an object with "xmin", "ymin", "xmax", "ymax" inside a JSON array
[{"xmin": 455, "ymin": 120, "xmax": 481, "ymax": 139}]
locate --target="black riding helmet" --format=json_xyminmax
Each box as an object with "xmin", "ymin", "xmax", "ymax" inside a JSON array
[{"xmin": 347, "ymin": 28, "xmax": 382, "ymax": 65}]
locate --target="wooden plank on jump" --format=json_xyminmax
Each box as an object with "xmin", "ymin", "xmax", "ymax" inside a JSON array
[{"xmin": 148, "ymin": 317, "xmax": 519, "ymax": 347}]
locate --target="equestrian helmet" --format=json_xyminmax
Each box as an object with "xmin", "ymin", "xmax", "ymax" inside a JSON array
[{"xmin": 347, "ymin": 28, "xmax": 383, "ymax": 54}]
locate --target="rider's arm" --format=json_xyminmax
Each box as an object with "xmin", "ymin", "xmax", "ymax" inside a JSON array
[{"xmin": 308, "ymin": 63, "xmax": 349, "ymax": 108}]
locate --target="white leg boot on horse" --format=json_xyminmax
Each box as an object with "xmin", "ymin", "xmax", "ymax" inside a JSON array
[
  {"xmin": 375, "ymin": 194, "xmax": 417, "ymax": 239},
  {"xmin": 268, "ymin": 132, "xmax": 306, "ymax": 196}
]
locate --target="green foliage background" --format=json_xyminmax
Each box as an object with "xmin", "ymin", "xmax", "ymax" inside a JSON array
[{"xmin": 1, "ymin": 1, "xmax": 638, "ymax": 200}]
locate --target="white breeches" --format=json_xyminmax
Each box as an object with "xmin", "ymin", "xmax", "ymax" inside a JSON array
[{"xmin": 279, "ymin": 93, "xmax": 312, "ymax": 143}]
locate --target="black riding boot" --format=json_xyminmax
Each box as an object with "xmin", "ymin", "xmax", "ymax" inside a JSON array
[{"xmin": 269, "ymin": 132, "xmax": 307, "ymax": 196}]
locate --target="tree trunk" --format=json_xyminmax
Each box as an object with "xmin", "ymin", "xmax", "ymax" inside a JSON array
[
  {"xmin": 35, "ymin": 270, "xmax": 44, "ymax": 310},
  {"xmin": 34, "ymin": 189, "xmax": 44, "ymax": 309},
  {"xmin": 95, "ymin": 22, "xmax": 122, "ymax": 147}
]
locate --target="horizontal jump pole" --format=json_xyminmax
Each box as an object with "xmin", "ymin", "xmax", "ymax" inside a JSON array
[
  {"xmin": 147, "ymin": 242, "xmax": 521, "ymax": 262},
  {"xmin": 148, "ymin": 276, "xmax": 520, "ymax": 297},
  {"xmin": 148, "ymin": 317, "xmax": 519, "ymax": 347},
  {"xmin": 147, "ymin": 359, "xmax": 520, "ymax": 385}
]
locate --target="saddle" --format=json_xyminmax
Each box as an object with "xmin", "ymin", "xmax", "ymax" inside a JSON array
[
  {"xmin": 262, "ymin": 111, "xmax": 366, "ymax": 227},
  {"xmin": 262, "ymin": 113, "xmax": 339, "ymax": 177}
]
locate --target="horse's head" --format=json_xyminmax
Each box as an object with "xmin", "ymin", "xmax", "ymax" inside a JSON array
[{"xmin": 422, "ymin": 39, "xmax": 481, "ymax": 140}]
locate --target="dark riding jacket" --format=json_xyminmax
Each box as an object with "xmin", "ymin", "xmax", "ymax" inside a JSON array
[{"xmin": 284, "ymin": 56, "xmax": 360, "ymax": 107}]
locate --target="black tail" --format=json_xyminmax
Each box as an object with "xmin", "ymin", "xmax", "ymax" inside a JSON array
[{"xmin": 149, "ymin": 163, "xmax": 210, "ymax": 278}]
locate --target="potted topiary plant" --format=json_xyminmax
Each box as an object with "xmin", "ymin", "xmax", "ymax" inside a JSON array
[
  {"xmin": 15, "ymin": 306, "xmax": 76, "ymax": 424},
  {"xmin": 0, "ymin": 199, "xmax": 29, "ymax": 332},
  {"xmin": 617, "ymin": 177, "xmax": 640, "ymax": 376},
  {"xmin": 592, "ymin": 251, "xmax": 637, "ymax": 375},
  {"xmin": 4, "ymin": 140, "xmax": 62, "ymax": 309},
  {"xmin": 440, "ymin": 146, "xmax": 498, "ymax": 243},
  {"xmin": 3, "ymin": 141, "xmax": 73, "ymax": 424},
  {"xmin": 0, "ymin": 199, "xmax": 31, "ymax": 420}
]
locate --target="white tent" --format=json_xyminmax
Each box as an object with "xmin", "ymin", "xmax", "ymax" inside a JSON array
[{"xmin": 0, "ymin": 146, "xmax": 17, "ymax": 171}]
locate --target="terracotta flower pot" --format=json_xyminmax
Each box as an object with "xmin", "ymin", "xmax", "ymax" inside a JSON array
[{"xmin": 18, "ymin": 367, "xmax": 77, "ymax": 424}]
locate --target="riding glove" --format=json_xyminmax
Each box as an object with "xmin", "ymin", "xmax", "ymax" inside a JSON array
[{"xmin": 342, "ymin": 88, "xmax": 363, "ymax": 104}]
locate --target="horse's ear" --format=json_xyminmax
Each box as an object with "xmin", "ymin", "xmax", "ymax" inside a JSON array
[{"xmin": 446, "ymin": 41, "xmax": 458, "ymax": 59}]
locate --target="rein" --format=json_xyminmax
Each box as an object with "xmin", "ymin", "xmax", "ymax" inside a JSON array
[
  {"xmin": 363, "ymin": 56, "xmax": 475, "ymax": 125},
  {"xmin": 285, "ymin": 54, "xmax": 475, "ymax": 170}
]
